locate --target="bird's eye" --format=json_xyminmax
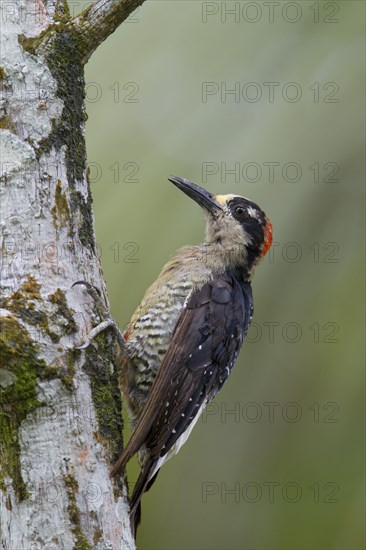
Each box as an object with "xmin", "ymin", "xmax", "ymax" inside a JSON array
[{"xmin": 235, "ymin": 206, "xmax": 247, "ymax": 218}]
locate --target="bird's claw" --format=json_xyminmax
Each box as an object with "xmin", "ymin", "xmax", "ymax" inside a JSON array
[
  {"xmin": 73, "ymin": 281, "xmax": 126, "ymax": 351},
  {"xmin": 72, "ymin": 280, "xmax": 102, "ymax": 297},
  {"xmin": 75, "ymin": 340, "xmax": 91, "ymax": 350},
  {"xmin": 72, "ymin": 280, "xmax": 109, "ymax": 318}
]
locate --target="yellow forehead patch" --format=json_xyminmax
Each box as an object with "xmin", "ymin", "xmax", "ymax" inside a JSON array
[{"xmin": 214, "ymin": 194, "xmax": 237, "ymax": 206}]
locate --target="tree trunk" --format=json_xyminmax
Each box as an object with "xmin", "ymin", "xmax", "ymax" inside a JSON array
[{"xmin": 0, "ymin": 1, "xmax": 144, "ymax": 547}]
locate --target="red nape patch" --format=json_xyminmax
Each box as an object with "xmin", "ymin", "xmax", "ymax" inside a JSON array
[{"xmin": 262, "ymin": 219, "xmax": 273, "ymax": 257}]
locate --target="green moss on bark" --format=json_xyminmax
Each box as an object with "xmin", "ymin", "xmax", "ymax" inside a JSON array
[
  {"xmin": 18, "ymin": 31, "xmax": 50, "ymax": 56},
  {"xmin": 0, "ymin": 317, "xmax": 50, "ymax": 499},
  {"xmin": 0, "ymin": 115, "xmax": 15, "ymax": 132},
  {"xmin": 51, "ymin": 180, "xmax": 71, "ymax": 234},
  {"xmin": 19, "ymin": 14, "xmax": 96, "ymax": 252},
  {"xmin": 72, "ymin": 189, "xmax": 94, "ymax": 248},
  {"xmin": 48, "ymin": 288, "xmax": 77, "ymax": 335},
  {"xmin": 0, "ymin": 278, "xmax": 78, "ymax": 345},
  {"xmin": 58, "ymin": 349, "xmax": 79, "ymax": 391},
  {"xmin": 1, "ymin": 276, "xmax": 59, "ymax": 343},
  {"xmin": 83, "ymin": 335, "xmax": 124, "ymax": 462},
  {"xmin": 64, "ymin": 468, "xmax": 92, "ymax": 550},
  {"xmin": 21, "ymin": 275, "xmax": 42, "ymax": 299},
  {"xmin": 93, "ymin": 528, "xmax": 103, "ymax": 545},
  {"xmin": 40, "ymin": 25, "xmax": 95, "ymax": 251}
]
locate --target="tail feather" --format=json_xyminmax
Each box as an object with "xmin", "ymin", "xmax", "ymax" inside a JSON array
[
  {"xmin": 129, "ymin": 461, "xmax": 159, "ymax": 536},
  {"xmin": 129, "ymin": 502, "xmax": 141, "ymax": 539}
]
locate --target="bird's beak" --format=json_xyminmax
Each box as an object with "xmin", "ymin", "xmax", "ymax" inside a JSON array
[{"xmin": 168, "ymin": 176, "xmax": 222, "ymax": 215}]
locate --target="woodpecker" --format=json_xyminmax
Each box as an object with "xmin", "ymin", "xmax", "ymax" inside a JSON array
[
  {"xmin": 106, "ymin": 176, "xmax": 273, "ymax": 533},
  {"xmin": 75, "ymin": 176, "xmax": 272, "ymax": 535}
]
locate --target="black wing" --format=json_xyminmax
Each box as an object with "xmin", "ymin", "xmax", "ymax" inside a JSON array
[{"xmin": 111, "ymin": 272, "xmax": 253, "ymax": 480}]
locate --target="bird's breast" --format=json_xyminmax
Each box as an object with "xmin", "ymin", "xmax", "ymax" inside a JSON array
[{"xmin": 119, "ymin": 247, "xmax": 223, "ymax": 420}]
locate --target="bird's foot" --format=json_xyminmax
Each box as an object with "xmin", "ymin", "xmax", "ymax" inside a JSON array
[{"xmin": 72, "ymin": 281, "xmax": 126, "ymax": 351}]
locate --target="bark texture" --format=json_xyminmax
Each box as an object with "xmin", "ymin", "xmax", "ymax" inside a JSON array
[{"xmin": 0, "ymin": 0, "xmax": 143, "ymax": 547}]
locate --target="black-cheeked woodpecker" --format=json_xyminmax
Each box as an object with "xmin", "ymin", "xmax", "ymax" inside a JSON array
[{"xmin": 76, "ymin": 176, "xmax": 272, "ymax": 535}]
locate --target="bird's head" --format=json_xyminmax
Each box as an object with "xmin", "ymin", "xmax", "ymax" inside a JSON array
[{"xmin": 169, "ymin": 176, "xmax": 272, "ymax": 279}]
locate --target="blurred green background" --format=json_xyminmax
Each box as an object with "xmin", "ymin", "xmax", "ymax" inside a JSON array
[{"xmin": 83, "ymin": 1, "xmax": 365, "ymax": 548}]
